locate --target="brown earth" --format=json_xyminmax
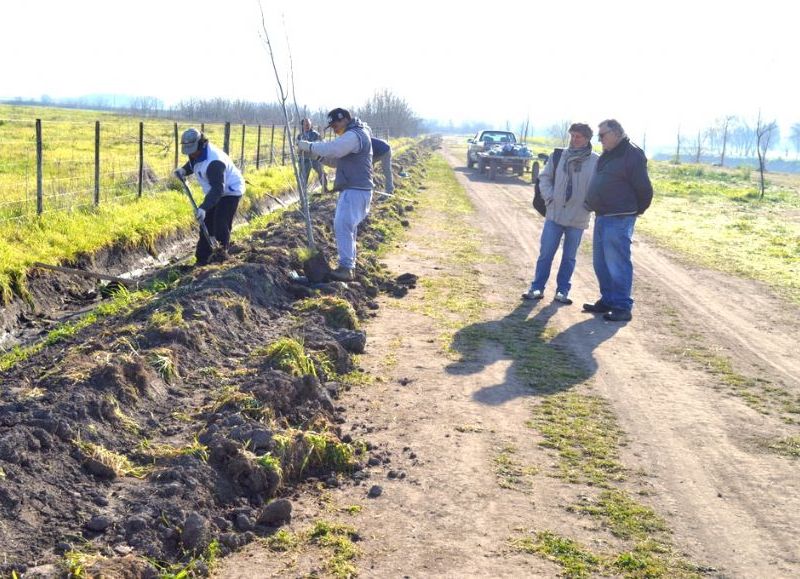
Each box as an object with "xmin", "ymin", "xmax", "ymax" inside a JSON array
[
  {"xmin": 0, "ymin": 144, "xmax": 431, "ymax": 577},
  {"xmin": 216, "ymin": 140, "xmax": 800, "ymax": 578}
]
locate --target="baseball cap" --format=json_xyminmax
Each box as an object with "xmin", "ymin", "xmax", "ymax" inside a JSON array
[
  {"xmin": 181, "ymin": 128, "xmax": 203, "ymax": 155},
  {"xmin": 326, "ymin": 108, "xmax": 351, "ymax": 128}
]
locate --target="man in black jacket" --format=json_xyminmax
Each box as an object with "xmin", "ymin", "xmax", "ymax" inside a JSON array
[{"xmin": 583, "ymin": 119, "xmax": 653, "ymax": 322}]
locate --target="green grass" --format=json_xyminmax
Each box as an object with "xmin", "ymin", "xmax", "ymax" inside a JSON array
[
  {"xmin": 141, "ymin": 437, "xmax": 210, "ymax": 462},
  {"xmin": 764, "ymin": 435, "xmax": 800, "ymax": 458},
  {"xmin": 261, "ymin": 521, "xmax": 360, "ymax": 578},
  {"xmin": 396, "ymin": 154, "xmax": 491, "ymax": 350},
  {"xmin": 0, "ymin": 282, "xmax": 147, "ymax": 372},
  {"xmin": 676, "ymin": 343, "xmax": 800, "ymax": 421},
  {"xmin": 572, "ymin": 489, "xmax": 669, "ymax": 539},
  {"xmin": 73, "ymin": 438, "xmax": 151, "ymax": 479},
  {"xmin": 639, "ymin": 161, "xmax": 800, "ymax": 304},
  {"xmin": 270, "ymin": 428, "xmax": 359, "ymax": 480},
  {"xmin": 0, "ymin": 103, "xmax": 294, "ymax": 211},
  {"xmin": 511, "ymin": 531, "xmax": 600, "ymax": 578},
  {"xmin": 528, "ymin": 393, "xmax": 625, "ymax": 486},
  {"xmin": 307, "ymin": 520, "xmax": 360, "ymax": 578},
  {"xmin": 297, "ymin": 296, "xmax": 360, "ymax": 330},
  {"xmin": 254, "ymin": 337, "xmax": 317, "ymax": 378},
  {"xmin": 493, "ymin": 444, "xmax": 537, "ymax": 490}
]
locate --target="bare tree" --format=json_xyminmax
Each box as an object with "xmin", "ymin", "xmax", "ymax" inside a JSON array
[
  {"xmin": 709, "ymin": 115, "xmax": 735, "ymax": 166},
  {"xmin": 673, "ymin": 126, "xmax": 682, "ymax": 164},
  {"xmin": 258, "ymin": 3, "xmax": 314, "ymax": 248},
  {"xmin": 355, "ymin": 89, "xmax": 421, "ymax": 137},
  {"xmin": 755, "ymin": 111, "xmax": 779, "ymax": 199},
  {"xmin": 691, "ymin": 129, "xmax": 708, "ymax": 163},
  {"xmin": 791, "ymin": 122, "xmax": 800, "ymax": 160},
  {"xmin": 731, "ymin": 121, "xmax": 756, "ymax": 157}
]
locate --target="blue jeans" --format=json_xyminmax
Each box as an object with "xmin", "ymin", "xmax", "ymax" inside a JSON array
[
  {"xmin": 593, "ymin": 214, "xmax": 637, "ymax": 311},
  {"xmin": 334, "ymin": 188, "xmax": 372, "ymax": 269},
  {"xmin": 531, "ymin": 219, "xmax": 584, "ymax": 295}
]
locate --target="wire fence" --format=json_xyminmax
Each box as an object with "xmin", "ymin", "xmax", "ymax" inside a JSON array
[{"xmin": 0, "ymin": 115, "xmax": 392, "ymax": 223}]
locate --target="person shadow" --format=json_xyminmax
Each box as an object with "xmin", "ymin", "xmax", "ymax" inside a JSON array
[{"xmin": 445, "ymin": 298, "xmax": 623, "ymax": 405}]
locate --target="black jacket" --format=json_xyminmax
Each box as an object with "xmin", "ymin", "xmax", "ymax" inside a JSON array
[{"xmin": 585, "ymin": 138, "xmax": 653, "ymax": 216}]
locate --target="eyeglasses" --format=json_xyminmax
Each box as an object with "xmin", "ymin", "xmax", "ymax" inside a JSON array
[{"xmin": 598, "ymin": 131, "xmax": 610, "ymax": 140}]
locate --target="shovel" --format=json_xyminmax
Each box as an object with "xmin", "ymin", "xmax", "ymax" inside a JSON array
[{"xmin": 178, "ymin": 176, "xmax": 219, "ymax": 250}]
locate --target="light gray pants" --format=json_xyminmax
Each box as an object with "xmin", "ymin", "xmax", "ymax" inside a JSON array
[
  {"xmin": 334, "ymin": 188, "xmax": 373, "ymax": 269},
  {"xmin": 374, "ymin": 150, "xmax": 394, "ymax": 194}
]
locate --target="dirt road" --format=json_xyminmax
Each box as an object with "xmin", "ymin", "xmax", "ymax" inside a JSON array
[{"xmin": 217, "ymin": 142, "xmax": 800, "ymax": 578}]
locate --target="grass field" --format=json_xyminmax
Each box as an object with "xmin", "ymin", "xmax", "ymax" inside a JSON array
[
  {"xmin": 0, "ymin": 104, "xmax": 298, "ymax": 220},
  {"xmin": 639, "ymin": 162, "xmax": 800, "ymax": 304}
]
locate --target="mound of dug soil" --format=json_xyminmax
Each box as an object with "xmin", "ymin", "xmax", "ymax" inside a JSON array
[{"xmin": 0, "ymin": 139, "xmax": 438, "ymax": 576}]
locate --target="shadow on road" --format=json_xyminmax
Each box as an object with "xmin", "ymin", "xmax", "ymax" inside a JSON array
[{"xmin": 445, "ymin": 298, "xmax": 622, "ymax": 405}]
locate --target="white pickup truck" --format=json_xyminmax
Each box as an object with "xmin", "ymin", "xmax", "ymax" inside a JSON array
[
  {"xmin": 466, "ymin": 130, "xmax": 532, "ymax": 179},
  {"xmin": 466, "ymin": 130, "xmax": 518, "ymax": 168}
]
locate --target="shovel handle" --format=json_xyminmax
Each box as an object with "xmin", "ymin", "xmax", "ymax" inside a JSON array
[{"xmin": 179, "ymin": 177, "xmax": 219, "ymax": 250}]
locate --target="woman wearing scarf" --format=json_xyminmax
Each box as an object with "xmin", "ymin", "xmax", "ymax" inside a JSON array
[{"xmin": 522, "ymin": 123, "xmax": 598, "ymax": 304}]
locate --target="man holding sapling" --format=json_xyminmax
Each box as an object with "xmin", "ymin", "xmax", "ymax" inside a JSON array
[
  {"xmin": 297, "ymin": 108, "xmax": 373, "ymax": 282},
  {"xmin": 297, "ymin": 118, "xmax": 327, "ymax": 192},
  {"xmin": 583, "ymin": 119, "xmax": 653, "ymax": 322}
]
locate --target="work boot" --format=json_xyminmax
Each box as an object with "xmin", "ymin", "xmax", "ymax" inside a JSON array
[
  {"xmin": 329, "ymin": 266, "xmax": 354, "ymax": 282},
  {"xmin": 603, "ymin": 309, "xmax": 632, "ymax": 322},
  {"xmin": 582, "ymin": 300, "xmax": 611, "ymax": 313}
]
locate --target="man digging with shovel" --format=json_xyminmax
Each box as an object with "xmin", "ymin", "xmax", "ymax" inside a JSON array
[
  {"xmin": 297, "ymin": 108, "xmax": 373, "ymax": 282},
  {"xmin": 174, "ymin": 128, "xmax": 245, "ymax": 266}
]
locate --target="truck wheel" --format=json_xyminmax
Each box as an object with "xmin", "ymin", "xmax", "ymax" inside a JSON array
[
  {"xmin": 478, "ymin": 159, "xmax": 487, "ymax": 174},
  {"xmin": 489, "ymin": 161, "xmax": 497, "ymax": 180},
  {"xmin": 467, "ymin": 153, "xmax": 474, "ymax": 169}
]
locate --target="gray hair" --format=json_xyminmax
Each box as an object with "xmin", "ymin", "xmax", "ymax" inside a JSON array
[{"xmin": 599, "ymin": 119, "xmax": 626, "ymax": 138}]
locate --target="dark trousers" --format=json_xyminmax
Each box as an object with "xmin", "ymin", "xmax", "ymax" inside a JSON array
[
  {"xmin": 300, "ymin": 157, "xmax": 327, "ymax": 191},
  {"xmin": 196, "ymin": 195, "xmax": 240, "ymax": 264}
]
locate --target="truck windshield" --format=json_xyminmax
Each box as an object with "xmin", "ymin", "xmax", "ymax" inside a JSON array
[{"xmin": 481, "ymin": 132, "xmax": 515, "ymax": 143}]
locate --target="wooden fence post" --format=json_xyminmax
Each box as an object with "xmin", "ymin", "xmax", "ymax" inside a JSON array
[
  {"xmin": 36, "ymin": 119, "xmax": 43, "ymax": 215},
  {"xmin": 173, "ymin": 122, "xmax": 179, "ymax": 168},
  {"xmin": 138, "ymin": 121, "xmax": 144, "ymax": 198},
  {"xmin": 256, "ymin": 125, "xmax": 262, "ymax": 169},
  {"xmin": 240, "ymin": 123, "xmax": 246, "ymax": 169},
  {"xmin": 269, "ymin": 124, "xmax": 275, "ymax": 165},
  {"xmin": 94, "ymin": 121, "xmax": 100, "ymax": 206},
  {"xmin": 223, "ymin": 122, "xmax": 231, "ymax": 154}
]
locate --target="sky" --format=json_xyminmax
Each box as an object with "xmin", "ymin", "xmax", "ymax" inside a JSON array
[{"xmin": 2, "ymin": 0, "xmax": 797, "ymax": 152}]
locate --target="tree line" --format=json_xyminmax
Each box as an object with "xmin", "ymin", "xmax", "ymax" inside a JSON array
[{"xmin": 3, "ymin": 90, "xmax": 423, "ymax": 138}]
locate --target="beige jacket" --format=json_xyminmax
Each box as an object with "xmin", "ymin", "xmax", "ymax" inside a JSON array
[{"xmin": 539, "ymin": 150, "xmax": 598, "ymax": 229}]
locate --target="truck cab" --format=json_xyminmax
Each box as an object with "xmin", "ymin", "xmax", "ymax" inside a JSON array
[{"xmin": 467, "ymin": 130, "xmax": 517, "ymax": 168}]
